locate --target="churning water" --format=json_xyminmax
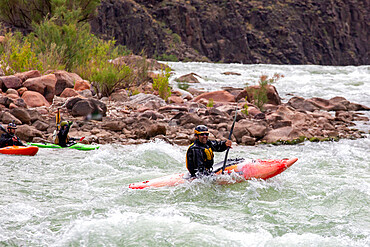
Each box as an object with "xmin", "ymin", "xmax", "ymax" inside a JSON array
[{"xmin": 1, "ymin": 63, "xmax": 369, "ymax": 246}]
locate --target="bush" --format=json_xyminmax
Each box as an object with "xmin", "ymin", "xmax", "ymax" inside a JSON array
[
  {"xmin": 250, "ymin": 73, "xmax": 283, "ymax": 111},
  {"xmin": 88, "ymin": 62, "xmax": 132, "ymax": 97},
  {"xmin": 207, "ymin": 98, "xmax": 214, "ymax": 107},
  {"xmin": 0, "ymin": 32, "xmax": 43, "ymax": 75},
  {"xmin": 153, "ymin": 67, "xmax": 171, "ymax": 101}
]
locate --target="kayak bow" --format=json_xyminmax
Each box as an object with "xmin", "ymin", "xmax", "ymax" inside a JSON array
[
  {"xmin": 0, "ymin": 145, "xmax": 39, "ymax": 156},
  {"xmin": 129, "ymin": 158, "xmax": 298, "ymax": 189}
]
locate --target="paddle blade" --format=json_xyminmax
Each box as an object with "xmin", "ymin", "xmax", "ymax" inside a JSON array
[
  {"xmin": 79, "ymin": 137, "xmax": 85, "ymax": 142},
  {"xmin": 56, "ymin": 109, "xmax": 61, "ymax": 130}
]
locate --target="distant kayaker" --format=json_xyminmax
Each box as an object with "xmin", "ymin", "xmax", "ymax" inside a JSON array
[
  {"xmin": 0, "ymin": 122, "xmax": 25, "ymax": 148},
  {"xmin": 186, "ymin": 125, "xmax": 232, "ymax": 177},
  {"xmin": 55, "ymin": 121, "xmax": 76, "ymax": 147}
]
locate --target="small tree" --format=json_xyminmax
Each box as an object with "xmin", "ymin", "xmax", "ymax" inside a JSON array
[
  {"xmin": 153, "ymin": 67, "xmax": 172, "ymax": 101},
  {"xmin": 251, "ymin": 73, "xmax": 283, "ymax": 111}
]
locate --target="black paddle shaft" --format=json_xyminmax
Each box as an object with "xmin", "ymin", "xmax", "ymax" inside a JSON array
[
  {"xmin": 0, "ymin": 124, "xmax": 7, "ymax": 133},
  {"xmin": 221, "ymin": 107, "xmax": 238, "ymax": 174}
]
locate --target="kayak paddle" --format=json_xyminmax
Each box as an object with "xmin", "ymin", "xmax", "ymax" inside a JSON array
[
  {"xmin": 0, "ymin": 124, "xmax": 7, "ymax": 133},
  {"xmin": 221, "ymin": 106, "xmax": 238, "ymax": 174}
]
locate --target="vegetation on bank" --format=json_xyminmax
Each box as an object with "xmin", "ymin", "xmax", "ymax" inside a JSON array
[
  {"xmin": 248, "ymin": 73, "xmax": 283, "ymax": 111},
  {"xmin": 0, "ymin": 0, "xmax": 171, "ymax": 99}
]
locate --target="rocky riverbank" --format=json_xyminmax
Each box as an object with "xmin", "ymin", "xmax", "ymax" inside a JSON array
[{"xmin": 0, "ymin": 57, "xmax": 369, "ymax": 147}]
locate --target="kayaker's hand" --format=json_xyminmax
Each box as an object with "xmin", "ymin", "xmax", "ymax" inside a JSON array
[
  {"xmin": 225, "ymin": 139, "xmax": 232, "ymax": 148},
  {"xmin": 12, "ymin": 137, "xmax": 17, "ymax": 142}
]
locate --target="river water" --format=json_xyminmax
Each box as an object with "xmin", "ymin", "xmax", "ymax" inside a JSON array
[{"xmin": 1, "ymin": 63, "xmax": 369, "ymax": 246}]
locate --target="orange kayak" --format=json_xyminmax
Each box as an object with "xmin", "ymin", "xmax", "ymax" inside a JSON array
[
  {"xmin": 129, "ymin": 158, "xmax": 298, "ymax": 189},
  {"xmin": 0, "ymin": 145, "xmax": 39, "ymax": 156}
]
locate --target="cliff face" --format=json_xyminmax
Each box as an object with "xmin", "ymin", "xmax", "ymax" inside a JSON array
[{"xmin": 90, "ymin": 0, "xmax": 369, "ymax": 65}]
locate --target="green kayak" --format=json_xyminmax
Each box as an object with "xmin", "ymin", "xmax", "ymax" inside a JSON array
[{"xmin": 28, "ymin": 142, "xmax": 99, "ymax": 151}]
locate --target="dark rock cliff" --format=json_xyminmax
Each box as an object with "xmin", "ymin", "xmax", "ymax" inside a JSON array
[{"xmin": 91, "ymin": 0, "xmax": 369, "ymax": 65}]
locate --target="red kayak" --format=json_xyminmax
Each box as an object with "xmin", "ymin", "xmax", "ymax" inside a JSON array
[
  {"xmin": 0, "ymin": 145, "xmax": 39, "ymax": 156},
  {"xmin": 129, "ymin": 158, "xmax": 298, "ymax": 189}
]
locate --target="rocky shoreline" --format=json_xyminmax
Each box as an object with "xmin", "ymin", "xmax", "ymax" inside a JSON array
[{"xmin": 0, "ymin": 58, "xmax": 369, "ymax": 147}]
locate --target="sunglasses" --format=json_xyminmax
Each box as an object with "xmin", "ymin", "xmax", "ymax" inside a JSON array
[{"xmin": 199, "ymin": 133, "xmax": 209, "ymax": 137}]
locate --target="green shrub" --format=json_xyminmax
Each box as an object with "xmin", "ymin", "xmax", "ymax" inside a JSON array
[
  {"xmin": 250, "ymin": 73, "xmax": 283, "ymax": 111},
  {"xmin": 207, "ymin": 98, "xmax": 214, "ymax": 107},
  {"xmin": 0, "ymin": 32, "xmax": 43, "ymax": 75},
  {"xmin": 157, "ymin": 53, "xmax": 179, "ymax": 62},
  {"xmin": 88, "ymin": 62, "xmax": 132, "ymax": 97},
  {"xmin": 241, "ymin": 102, "xmax": 249, "ymax": 116},
  {"xmin": 153, "ymin": 67, "xmax": 171, "ymax": 101}
]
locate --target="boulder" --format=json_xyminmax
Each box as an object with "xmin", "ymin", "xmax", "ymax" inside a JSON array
[
  {"xmin": 6, "ymin": 93, "xmax": 20, "ymax": 100},
  {"xmin": 27, "ymin": 108, "xmax": 44, "ymax": 123},
  {"xmin": 193, "ymin": 90, "xmax": 235, "ymax": 103},
  {"xmin": 177, "ymin": 112, "xmax": 203, "ymax": 126},
  {"xmin": 78, "ymin": 89, "xmax": 93, "ymax": 98},
  {"xmin": 176, "ymin": 73, "xmax": 200, "ymax": 83},
  {"xmin": 71, "ymin": 100, "xmax": 95, "ymax": 117},
  {"xmin": 0, "ymin": 95, "xmax": 13, "ymax": 108},
  {"xmin": 240, "ymin": 119, "xmax": 268, "ymax": 138},
  {"xmin": 168, "ymin": 95, "xmax": 184, "ymax": 104},
  {"xmin": 17, "ymin": 87, "xmax": 28, "ymax": 96},
  {"xmin": 14, "ymin": 70, "xmax": 41, "ymax": 82},
  {"xmin": 10, "ymin": 108, "xmax": 31, "ymax": 124},
  {"xmin": 245, "ymin": 84, "xmax": 281, "ymax": 106},
  {"xmin": 53, "ymin": 70, "xmax": 83, "ymax": 96},
  {"xmin": 32, "ymin": 120, "xmax": 49, "ymax": 131},
  {"xmin": 65, "ymin": 97, "xmax": 84, "ymax": 109},
  {"xmin": 110, "ymin": 89, "xmax": 129, "ymax": 102},
  {"xmin": 6, "ymin": 88, "xmax": 19, "ymax": 96},
  {"xmin": 74, "ymin": 80, "xmax": 91, "ymax": 91},
  {"xmin": 262, "ymin": 126, "xmax": 304, "ymax": 143},
  {"xmin": 60, "ymin": 88, "xmax": 80, "ymax": 98},
  {"xmin": 13, "ymin": 98, "xmax": 27, "ymax": 108},
  {"xmin": 102, "ymin": 121, "xmax": 124, "ymax": 132},
  {"xmin": 232, "ymin": 123, "xmax": 251, "ymax": 144},
  {"xmin": 145, "ymin": 123, "xmax": 166, "ymax": 138},
  {"xmin": 287, "ymin": 96, "xmax": 319, "ymax": 112},
  {"xmin": 0, "ymin": 75, "xmax": 22, "ymax": 90},
  {"xmin": 15, "ymin": 125, "xmax": 43, "ymax": 142},
  {"xmin": 129, "ymin": 93, "xmax": 166, "ymax": 106},
  {"xmin": 138, "ymin": 110, "xmax": 165, "ymax": 120},
  {"xmin": 22, "ymin": 74, "xmax": 57, "ymax": 102},
  {"xmin": 1, "ymin": 111, "xmax": 22, "ymax": 125},
  {"xmin": 21, "ymin": 91, "xmax": 50, "ymax": 107},
  {"xmin": 71, "ymin": 98, "xmax": 107, "ymax": 118}
]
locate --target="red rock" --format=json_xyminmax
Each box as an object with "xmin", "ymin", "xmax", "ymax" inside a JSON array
[
  {"xmin": 22, "ymin": 74, "xmax": 57, "ymax": 102},
  {"xmin": 0, "ymin": 75, "xmax": 22, "ymax": 89},
  {"xmin": 245, "ymin": 84, "xmax": 281, "ymax": 105},
  {"xmin": 21, "ymin": 91, "xmax": 50, "ymax": 107},
  {"xmin": 17, "ymin": 87, "xmax": 28, "ymax": 96},
  {"xmin": 53, "ymin": 70, "xmax": 82, "ymax": 96},
  {"xmin": 168, "ymin": 95, "xmax": 184, "ymax": 104},
  {"xmin": 193, "ymin": 90, "xmax": 235, "ymax": 103},
  {"xmin": 60, "ymin": 88, "xmax": 80, "ymax": 98},
  {"xmin": 74, "ymin": 80, "xmax": 91, "ymax": 91},
  {"xmin": 14, "ymin": 70, "xmax": 41, "ymax": 82}
]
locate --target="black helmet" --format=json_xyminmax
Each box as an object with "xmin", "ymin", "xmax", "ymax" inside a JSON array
[
  {"xmin": 194, "ymin": 125, "xmax": 209, "ymax": 135},
  {"xmin": 7, "ymin": 122, "xmax": 17, "ymax": 129}
]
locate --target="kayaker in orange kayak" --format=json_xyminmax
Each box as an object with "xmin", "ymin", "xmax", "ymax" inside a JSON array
[
  {"xmin": 186, "ymin": 125, "xmax": 232, "ymax": 177},
  {"xmin": 0, "ymin": 122, "xmax": 25, "ymax": 148}
]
